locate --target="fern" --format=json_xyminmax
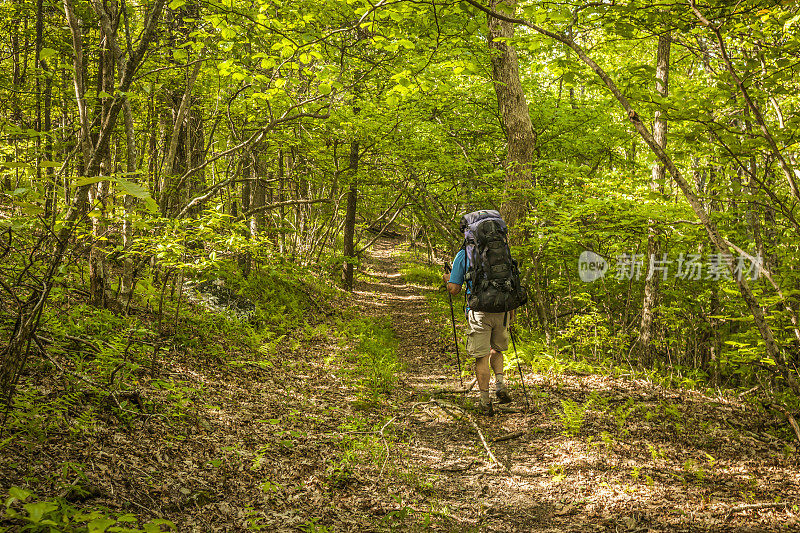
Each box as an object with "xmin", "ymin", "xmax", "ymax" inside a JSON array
[{"xmin": 558, "ymin": 399, "xmax": 587, "ymax": 436}]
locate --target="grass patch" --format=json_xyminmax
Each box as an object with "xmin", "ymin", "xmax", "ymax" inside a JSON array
[
  {"xmin": 346, "ymin": 316, "xmax": 402, "ymax": 397},
  {"xmin": 399, "ymin": 261, "xmax": 443, "ymax": 287}
]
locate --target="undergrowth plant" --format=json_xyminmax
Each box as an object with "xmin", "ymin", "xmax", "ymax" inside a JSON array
[
  {"xmin": 558, "ymin": 399, "xmax": 588, "ymax": 436},
  {"xmin": 2, "ymin": 487, "xmax": 175, "ymax": 532},
  {"xmin": 346, "ymin": 317, "xmax": 402, "ymax": 398},
  {"xmin": 399, "ymin": 261, "xmax": 443, "ymax": 288}
]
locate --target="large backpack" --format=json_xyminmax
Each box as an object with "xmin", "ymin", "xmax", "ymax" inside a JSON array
[{"xmin": 460, "ymin": 210, "xmax": 528, "ymax": 313}]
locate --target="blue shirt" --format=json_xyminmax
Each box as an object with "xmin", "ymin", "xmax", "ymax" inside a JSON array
[{"xmin": 449, "ymin": 249, "xmax": 469, "ymax": 292}]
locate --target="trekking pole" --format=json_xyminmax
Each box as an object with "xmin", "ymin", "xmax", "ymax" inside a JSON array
[
  {"xmin": 444, "ymin": 261, "xmax": 463, "ymax": 388},
  {"xmin": 509, "ymin": 325, "xmax": 530, "ymax": 410}
]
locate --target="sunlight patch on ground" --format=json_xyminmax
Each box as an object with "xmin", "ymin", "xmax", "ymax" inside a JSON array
[
  {"xmin": 352, "ymin": 290, "xmax": 390, "ymax": 304},
  {"xmin": 407, "ymin": 444, "xmax": 446, "ymax": 464},
  {"xmin": 388, "ymin": 294, "xmax": 425, "ymax": 301}
]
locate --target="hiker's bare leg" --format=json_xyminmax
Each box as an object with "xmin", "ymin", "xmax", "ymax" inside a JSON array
[
  {"xmin": 475, "ymin": 354, "xmax": 491, "ymax": 393},
  {"xmin": 489, "ymin": 349, "xmax": 504, "ymax": 375}
]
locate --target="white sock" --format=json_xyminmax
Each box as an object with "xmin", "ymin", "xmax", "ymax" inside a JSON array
[
  {"xmin": 495, "ymin": 374, "xmax": 505, "ymax": 391},
  {"xmin": 480, "ymin": 390, "xmax": 491, "ymax": 405}
]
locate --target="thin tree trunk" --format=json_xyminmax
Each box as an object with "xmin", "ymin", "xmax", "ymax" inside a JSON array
[
  {"xmin": 342, "ymin": 140, "xmax": 359, "ymax": 291},
  {"xmin": 251, "ymin": 163, "xmax": 266, "ymax": 237},
  {"xmin": 638, "ymin": 32, "xmax": 670, "ymax": 363},
  {"xmin": 89, "ymin": 14, "xmax": 117, "ymax": 308},
  {"xmin": 239, "ymin": 156, "xmax": 252, "ymax": 276},
  {"xmin": 278, "ymin": 149, "xmax": 287, "ymax": 255},
  {"xmin": 120, "ymin": 97, "xmax": 137, "ymax": 303},
  {"xmin": 162, "ymin": 57, "xmax": 203, "ymax": 215}
]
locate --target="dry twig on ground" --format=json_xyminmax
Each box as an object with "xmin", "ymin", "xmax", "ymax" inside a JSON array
[
  {"xmin": 431, "ymin": 398, "xmax": 510, "ymax": 473},
  {"xmin": 724, "ymin": 502, "xmax": 790, "ymax": 521}
]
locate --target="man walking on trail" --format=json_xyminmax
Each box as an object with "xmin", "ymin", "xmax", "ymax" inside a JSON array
[{"xmin": 444, "ymin": 249, "xmax": 513, "ymax": 416}]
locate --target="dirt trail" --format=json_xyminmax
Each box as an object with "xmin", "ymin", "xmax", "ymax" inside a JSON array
[{"xmin": 352, "ymin": 239, "xmax": 800, "ymax": 532}]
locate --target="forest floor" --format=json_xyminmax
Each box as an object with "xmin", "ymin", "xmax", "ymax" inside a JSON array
[{"xmin": 2, "ymin": 238, "xmax": 800, "ymax": 532}]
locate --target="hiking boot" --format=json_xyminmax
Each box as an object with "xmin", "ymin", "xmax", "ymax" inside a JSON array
[
  {"xmin": 476, "ymin": 401, "xmax": 494, "ymax": 417},
  {"xmin": 495, "ymin": 389, "xmax": 513, "ymax": 404}
]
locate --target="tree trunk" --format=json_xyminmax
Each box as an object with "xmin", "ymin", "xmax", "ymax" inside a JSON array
[
  {"xmin": 120, "ymin": 98, "xmax": 137, "ymax": 304},
  {"xmin": 239, "ymin": 156, "xmax": 252, "ymax": 276},
  {"xmin": 251, "ymin": 161, "xmax": 266, "ymax": 237},
  {"xmin": 278, "ymin": 149, "xmax": 287, "ymax": 255},
  {"xmin": 487, "ymin": 0, "xmax": 536, "ymax": 235},
  {"xmin": 187, "ymin": 105, "xmax": 206, "ymax": 215},
  {"xmin": 637, "ymin": 32, "xmax": 670, "ymax": 363},
  {"xmin": 342, "ymin": 140, "xmax": 359, "ymax": 291},
  {"xmin": 161, "ymin": 59, "xmax": 203, "ymax": 216},
  {"xmin": 89, "ymin": 13, "xmax": 118, "ymax": 308}
]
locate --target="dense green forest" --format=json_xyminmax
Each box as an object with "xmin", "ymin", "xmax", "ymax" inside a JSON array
[{"xmin": 2, "ymin": 0, "xmax": 800, "ymax": 530}]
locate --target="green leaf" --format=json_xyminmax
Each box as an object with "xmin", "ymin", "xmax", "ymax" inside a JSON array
[
  {"xmin": 23, "ymin": 501, "xmax": 58, "ymax": 523},
  {"xmin": 114, "ymin": 178, "xmax": 158, "ymax": 212},
  {"xmin": 7, "ymin": 487, "xmax": 33, "ymax": 504},
  {"xmin": 75, "ymin": 176, "xmax": 107, "ymax": 187},
  {"xmin": 88, "ymin": 518, "xmax": 117, "ymax": 532},
  {"xmin": 168, "ymin": 0, "xmax": 186, "ymax": 9},
  {"xmin": 318, "ymin": 83, "xmax": 331, "ymax": 95},
  {"xmin": 144, "ymin": 519, "xmax": 176, "ymax": 532},
  {"xmin": 39, "ymin": 48, "xmax": 58, "ymax": 60},
  {"xmin": 21, "ymin": 204, "xmax": 45, "ymax": 216}
]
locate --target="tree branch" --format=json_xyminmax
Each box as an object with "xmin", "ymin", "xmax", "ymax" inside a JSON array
[
  {"xmin": 356, "ymin": 201, "xmax": 409, "ymax": 254},
  {"xmin": 241, "ymin": 198, "xmax": 331, "ymax": 218},
  {"xmin": 173, "ymin": 106, "xmax": 330, "ymax": 192}
]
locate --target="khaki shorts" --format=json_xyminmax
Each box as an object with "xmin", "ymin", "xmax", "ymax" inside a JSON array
[{"xmin": 465, "ymin": 310, "xmax": 509, "ymax": 358}]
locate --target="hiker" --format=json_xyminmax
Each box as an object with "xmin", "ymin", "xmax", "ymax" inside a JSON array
[{"xmin": 443, "ymin": 210, "xmax": 528, "ymax": 416}]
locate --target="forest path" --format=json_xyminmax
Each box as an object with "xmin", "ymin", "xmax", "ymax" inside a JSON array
[
  {"xmin": 352, "ymin": 238, "xmax": 553, "ymax": 531},
  {"xmin": 351, "ymin": 238, "xmax": 800, "ymax": 532}
]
